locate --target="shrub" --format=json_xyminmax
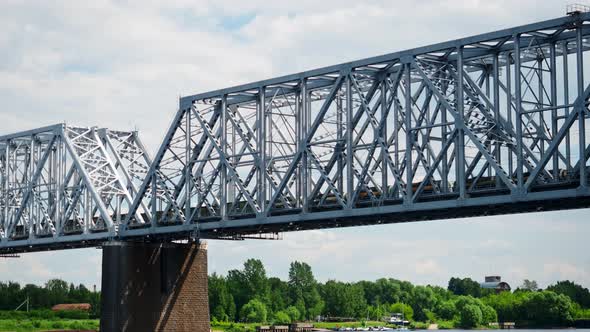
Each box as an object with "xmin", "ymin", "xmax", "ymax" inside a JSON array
[
  {"xmin": 240, "ymin": 299, "xmax": 267, "ymax": 323},
  {"xmin": 51, "ymin": 321, "xmax": 65, "ymax": 329},
  {"xmin": 28, "ymin": 309, "xmax": 56, "ymax": 320},
  {"xmin": 17, "ymin": 320, "xmax": 34, "ymax": 330},
  {"xmin": 55, "ymin": 309, "xmax": 90, "ymax": 319},
  {"xmin": 285, "ymin": 306, "xmax": 301, "ymax": 322},
  {"xmin": 389, "ymin": 303, "xmax": 414, "ymax": 321},
  {"xmin": 226, "ymin": 323, "xmax": 252, "ymax": 332},
  {"xmin": 273, "ymin": 311, "xmax": 291, "ymax": 325},
  {"xmin": 481, "ymin": 304, "xmax": 497, "ymax": 324},
  {"xmin": 459, "ymin": 304, "xmax": 482, "ymax": 328},
  {"xmin": 67, "ymin": 320, "xmax": 88, "ymax": 330},
  {"xmin": 435, "ymin": 301, "xmax": 457, "ymax": 320},
  {"xmin": 437, "ymin": 320, "xmax": 456, "ymax": 329}
]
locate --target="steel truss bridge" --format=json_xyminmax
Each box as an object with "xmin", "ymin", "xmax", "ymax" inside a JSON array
[{"xmin": 2, "ymin": 13, "xmax": 590, "ymax": 253}]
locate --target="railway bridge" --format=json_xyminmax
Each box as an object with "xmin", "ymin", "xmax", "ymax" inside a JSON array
[{"xmin": 1, "ymin": 12, "xmax": 590, "ymax": 332}]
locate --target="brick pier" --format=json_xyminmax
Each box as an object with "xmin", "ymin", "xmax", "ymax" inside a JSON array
[{"xmin": 100, "ymin": 241, "xmax": 210, "ymax": 332}]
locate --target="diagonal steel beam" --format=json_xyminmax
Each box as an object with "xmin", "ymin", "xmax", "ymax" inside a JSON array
[{"xmin": 524, "ymin": 83, "xmax": 590, "ymax": 189}]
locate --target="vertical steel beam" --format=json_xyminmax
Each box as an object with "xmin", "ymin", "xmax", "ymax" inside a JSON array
[
  {"xmin": 151, "ymin": 174, "xmax": 157, "ymax": 225},
  {"xmin": 346, "ymin": 73, "xmax": 354, "ymax": 208},
  {"xmin": 393, "ymin": 74, "xmax": 401, "ymax": 198},
  {"xmin": 493, "ymin": 53, "xmax": 501, "ymax": 186},
  {"xmin": 441, "ymin": 78, "xmax": 449, "ymax": 193},
  {"xmin": 258, "ymin": 87, "xmax": 266, "ymax": 214},
  {"xmin": 456, "ymin": 47, "xmax": 466, "ymax": 199},
  {"xmin": 550, "ymin": 43, "xmax": 559, "ymax": 177},
  {"xmin": 301, "ymin": 79, "xmax": 309, "ymax": 212},
  {"xmin": 295, "ymin": 88, "xmax": 302, "ymax": 204},
  {"xmin": 2, "ymin": 140, "xmax": 8, "ymax": 238},
  {"xmin": 563, "ymin": 42, "xmax": 572, "ymax": 172},
  {"xmin": 28, "ymin": 136, "xmax": 35, "ymax": 239},
  {"xmin": 337, "ymin": 93, "xmax": 343, "ymax": 194},
  {"xmin": 514, "ymin": 34, "xmax": 524, "ymax": 190},
  {"xmin": 220, "ymin": 96, "xmax": 228, "ymax": 219},
  {"xmin": 54, "ymin": 135, "xmax": 61, "ymax": 227},
  {"xmin": 538, "ymin": 57, "xmax": 545, "ymax": 154},
  {"xmin": 381, "ymin": 77, "xmax": 388, "ymax": 196},
  {"xmin": 185, "ymin": 107, "xmax": 192, "ymax": 220},
  {"xmin": 506, "ymin": 52, "xmax": 514, "ymax": 176},
  {"xmin": 577, "ymin": 25, "xmax": 587, "ymax": 187},
  {"xmin": 405, "ymin": 64, "xmax": 413, "ymax": 203}
]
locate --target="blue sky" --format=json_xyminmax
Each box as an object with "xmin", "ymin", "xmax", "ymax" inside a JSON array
[{"xmin": 0, "ymin": 0, "xmax": 588, "ymax": 290}]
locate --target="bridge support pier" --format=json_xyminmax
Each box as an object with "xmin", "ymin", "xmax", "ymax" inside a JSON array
[{"xmin": 100, "ymin": 240, "xmax": 210, "ymax": 332}]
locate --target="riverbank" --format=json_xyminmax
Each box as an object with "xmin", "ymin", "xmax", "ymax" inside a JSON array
[
  {"xmin": 0, "ymin": 318, "xmax": 98, "ymax": 331},
  {"xmin": 211, "ymin": 320, "xmax": 590, "ymax": 331}
]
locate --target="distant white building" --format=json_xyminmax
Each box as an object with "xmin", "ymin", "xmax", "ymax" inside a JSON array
[{"xmin": 480, "ymin": 276, "xmax": 511, "ymax": 293}]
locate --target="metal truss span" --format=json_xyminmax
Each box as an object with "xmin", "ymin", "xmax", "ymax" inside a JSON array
[
  {"xmin": 0, "ymin": 124, "xmax": 152, "ymax": 253},
  {"xmin": 4, "ymin": 13, "xmax": 590, "ymax": 253},
  {"xmin": 123, "ymin": 12, "xmax": 590, "ymax": 240}
]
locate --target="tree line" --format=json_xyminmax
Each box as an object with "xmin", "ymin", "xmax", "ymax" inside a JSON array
[
  {"xmin": 0, "ymin": 259, "xmax": 589, "ymax": 328},
  {"xmin": 0, "ymin": 279, "xmax": 100, "ymax": 317},
  {"xmin": 209, "ymin": 259, "xmax": 590, "ymax": 328}
]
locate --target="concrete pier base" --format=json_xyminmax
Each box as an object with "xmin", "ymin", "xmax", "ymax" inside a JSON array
[{"xmin": 100, "ymin": 241, "xmax": 210, "ymax": 332}]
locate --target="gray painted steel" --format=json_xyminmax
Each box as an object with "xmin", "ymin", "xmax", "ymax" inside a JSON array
[
  {"xmin": 2, "ymin": 13, "xmax": 590, "ymax": 253},
  {"xmin": 0, "ymin": 124, "xmax": 152, "ymax": 252}
]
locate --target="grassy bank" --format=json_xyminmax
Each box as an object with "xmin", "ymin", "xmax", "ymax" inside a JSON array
[
  {"xmin": 0, "ymin": 310, "xmax": 99, "ymax": 331},
  {"xmin": 212, "ymin": 321, "xmax": 396, "ymax": 332},
  {"xmin": 211, "ymin": 321, "xmax": 259, "ymax": 332},
  {"xmin": 0, "ymin": 318, "xmax": 99, "ymax": 331},
  {"xmin": 211, "ymin": 320, "xmax": 501, "ymax": 331},
  {"xmin": 312, "ymin": 321, "xmax": 390, "ymax": 329}
]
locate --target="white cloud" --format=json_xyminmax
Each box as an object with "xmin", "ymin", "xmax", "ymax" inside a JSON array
[{"xmin": 543, "ymin": 262, "xmax": 590, "ymax": 285}]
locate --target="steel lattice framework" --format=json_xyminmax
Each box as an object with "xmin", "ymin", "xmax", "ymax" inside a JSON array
[
  {"xmin": 0, "ymin": 124, "xmax": 152, "ymax": 252},
  {"xmin": 2, "ymin": 13, "xmax": 590, "ymax": 253}
]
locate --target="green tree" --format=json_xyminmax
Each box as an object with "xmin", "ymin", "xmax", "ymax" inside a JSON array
[
  {"xmin": 481, "ymin": 304, "xmax": 498, "ymax": 324},
  {"xmin": 45, "ymin": 279, "xmax": 69, "ymax": 305},
  {"xmin": 269, "ymin": 277, "xmax": 289, "ymax": 314},
  {"xmin": 227, "ymin": 259, "xmax": 270, "ymax": 315},
  {"xmin": 243, "ymin": 259, "xmax": 270, "ymax": 302},
  {"xmin": 519, "ymin": 279, "xmax": 539, "ymax": 292},
  {"xmin": 482, "ymin": 291, "xmax": 524, "ymax": 323},
  {"xmin": 455, "ymin": 295, "xmax": 497, "ymax": 324},
  {"xmin": 547, "ymin": 280, "xmax": 590, "ymax": 308},
  {"xmin": 389, "ymin": 302, "xmax": 414, "ymax": 321},
  {"xmin": 374, "ymin": 279, "xmax": 404, "ymax": 304},
  {"xmin": 366, "ymin": 305, "xmax": 383, "ymax": 321},
  {"xmin": 288, "ymin": 261, "xmax": 324, "ymax": 320},
  {"xmin": 410, "ymin": 286, "xmax": 438, "ymax": 321},
  {"xmin": 0, "ymin": 282, "xmax": 22, "ymax": 310},
  {"xmin": 321, "ymin": 281, "xmax": 367, "ymax": 318},
  {"xmin": 240, "ymin": 299, "xmax": 268, "ymax": 323},
  {"xmin": 273, "ymin": 311, "xmax": 292, "ymax": 324},
  {"xmin": 285, "ymin": 306, "xmax": 301, "ymax": 322},
  {"xmin": 434, "ymin": 300, "xmax": 456, "ymax": 320},
  {"xmin": 209, "ymin": 273, "xmax": 236, "ymax": 321},
  {"xmin": 522, "ymin": 291, "xmax": 574, "ymax": 326},
  {"xmin": 448, "ymin": 277, "xmax": 481, "ymax": 297},
  {"xmin": 484, "ymin": 290, "xmax": 575, "ymax": 326},
  {"xmin": 460, "ymin": 304, "xmax": 482, "ymax": 328}
]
